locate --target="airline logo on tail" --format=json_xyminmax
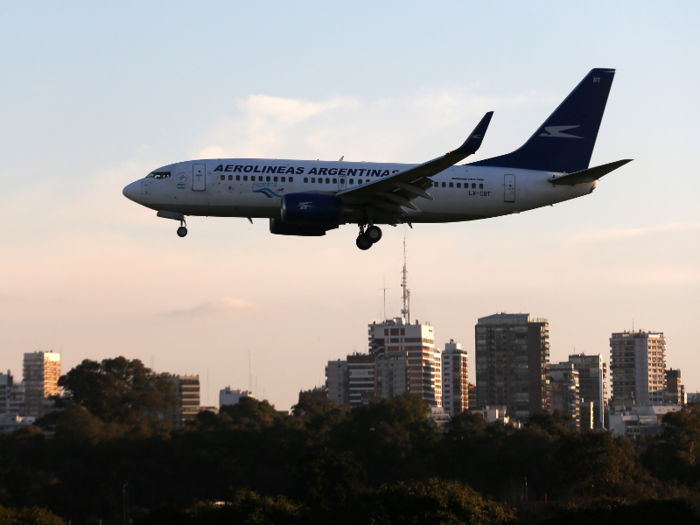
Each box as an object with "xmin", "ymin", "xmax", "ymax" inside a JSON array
[{"xmin": 539, "ymin": 125, "xmax": 583, "ymax": 139}]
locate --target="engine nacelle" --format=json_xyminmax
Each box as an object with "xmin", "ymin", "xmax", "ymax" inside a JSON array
[
  {"xmin": 269, "ymin": 219, "xmax": 337, "ymax": 237},
  {"xmin": 281, "ymin": 193, "xmax": 341, "ymax": 224}
]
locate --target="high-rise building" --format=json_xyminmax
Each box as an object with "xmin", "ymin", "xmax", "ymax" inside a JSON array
[
  {"xmin": 326, "ymin": 360, "xmax": 349, "ymax": 406},
  {"xmin": 665, "ymin": 368, "xmax": 683, "ymax": 405},
  {"xmin": 348, "ymin": 354, "xmax": 376, "ymax": 406},
  {"xmin": 0, "ymin": 371, "xmax": 25, "ymax": 418},
  {"xmin": 468, "ymin": 383, "xmax": 477, "ymax": 412},
  {"xmin": 550, "ymin": 362, "xmax": 580, "ymax": 429},
  {"xmin": 368, "ymin": 318, "xmax": 442, "ymax": 407},
  {"xmin": 23, "ymin": 351, "xmax": 60, "ymax": 418},
  {"xmin": 172, "ymin": 375, "xmax": 200, "ymax": 425},
  {"xmin": 567, "ymin": 353, "xmax": 607, "ymax": 430},
  {"xmin": 375, "ymin": 355, "xmax": 409, "ymax": 400},
  {"xmin": 475, "ymin": 313, "xmax": 550, "ymax": 422},
  {"xmin": 219, "ymin": 387, "xmax": 252, "ymax": 407},
  {"xmin": 441, "ymin": 340, "xmax": 468, "ymax": 417},
  {"xmin": 326, "ymin": 353, "xmax": 408, "ymax": 407},
  {"xmin": 610, "ymin": 331, "xmax": 666, "ymax": 406}
]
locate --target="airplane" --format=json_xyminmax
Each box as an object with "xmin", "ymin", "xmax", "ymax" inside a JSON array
[{"xmin": 123, "ymin": 68, "xmax": 631, "ymax": 250}]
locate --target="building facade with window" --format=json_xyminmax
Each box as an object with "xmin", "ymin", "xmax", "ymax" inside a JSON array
[
  {"xmin": 610, "ymin": 331, "xmax": 666, "ymax": 406},
  {"xmin": 441, "ymin": 340, "xmax": 468, "ymax": 417},
  {"xmin": 23, "ymin": 351, "xmax": 60, "ymax": 419},
  {"xmin": 368, "ymin": 318, "xmax": 441, "ymax": 407},
  {"xmin": 475, "ymin": 313, "xmax": 550, "ymax": 422},
  {"xmin": 550, "ymin": 362, "xmax": 580, "ymax": 429},
  {"xmin": 665, "ymin": 368, "xmax": 684, "ymax": 405},
  {"xmin": 348, "ymin": 354, "xmax": 376, "ymax": 406},
  {"xmin": 219, "ymin": 387, "xmax": 252, "ymax": 407},
  {"xmin": 172, "ymin": 375, "xmax": 200, "ymax": 425},
  {"xmin": 0, "ymin": 371, "xmax": 23, "ymax": 418},
  {"xmin": 567, "ymin": 353, "xmax": 607, "ymax": 430},
  {"xmin": 326, "ymin": 360, "xmax": 349, "ymax": 406}
]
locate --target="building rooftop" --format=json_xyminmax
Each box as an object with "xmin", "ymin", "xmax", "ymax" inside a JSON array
[{"xmin": 477, "ymin": 313, "xmax": 547, "ymax": 325}]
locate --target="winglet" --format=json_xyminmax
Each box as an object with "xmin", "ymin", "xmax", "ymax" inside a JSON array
[{"xmin": 450, "ymin": 111, "xmax": 494, "ymax": 156}]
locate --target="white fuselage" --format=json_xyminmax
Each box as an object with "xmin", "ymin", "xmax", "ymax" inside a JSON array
[{"xmin": 126, "ymin": 158, "xmax": 595, "ymax": 224}]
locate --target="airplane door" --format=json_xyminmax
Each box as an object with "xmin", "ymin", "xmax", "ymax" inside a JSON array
[
  {"xmin": 504, "ymin": 174, "xmax": 515, "ymax": 203},
  {"xmin": 338, "ymin": 177, "xmax": 347, "ymax": 191},
  {"xmin": 192, "ymin": 164, "xmax": 206, "ymax": 191}
]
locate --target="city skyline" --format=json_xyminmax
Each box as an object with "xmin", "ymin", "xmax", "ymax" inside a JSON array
[{"xmin": 1, "ymin": 3, "xmax": 699, "ymax": 411}]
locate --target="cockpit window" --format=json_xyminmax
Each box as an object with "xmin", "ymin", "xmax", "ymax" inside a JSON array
[{"xmin": 146, "ymin": 171, "xmax": 171, "ymax": 179}]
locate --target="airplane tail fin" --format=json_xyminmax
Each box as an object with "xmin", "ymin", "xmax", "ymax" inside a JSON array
[{"xmin": 470, "ymin": 68, "xmax": 616, "ymax": 173}]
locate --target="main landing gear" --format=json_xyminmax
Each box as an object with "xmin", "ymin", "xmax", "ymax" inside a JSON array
[
  {"xmin": 356, "ymin": 225, "xmax": 382, "ymax": 250},
  {"xmin": 176, "ymin": 218, "xmax": 188, "ymax": 238}
]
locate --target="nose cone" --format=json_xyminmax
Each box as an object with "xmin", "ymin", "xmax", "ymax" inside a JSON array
[{"xmin": 122, "ymin": 181, "xmax": 141, "ymax": 202}]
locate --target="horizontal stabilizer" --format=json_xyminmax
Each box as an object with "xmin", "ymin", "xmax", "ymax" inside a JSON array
[{"xmin": 549, "ymin": 159, "xmax": 632, "ymax": 186}]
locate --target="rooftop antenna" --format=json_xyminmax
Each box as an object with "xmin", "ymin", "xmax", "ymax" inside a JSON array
[
  {"xmin": 379, "ymin": 279, "xmax": 390, "ymax": 320},
  {"xmin": 400, "ymin": 238, "xmax": 411, "ymax": 324},
  {"xmin": 248, "ymin": 350, "xmax": 252, "ymax": 393}
]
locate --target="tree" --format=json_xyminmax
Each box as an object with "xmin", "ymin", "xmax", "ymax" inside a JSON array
[
  {"xmin": 0, "ymin": 505, "xmax": 64, "ymax": 525},
  {"xmin": 294, "ymin": 450, "xmax": 366, "ymax": 511},
  {"xmin": 642, "ymin": 404, "xmax": 700, "ymax": 484},
  {"xmin": 352, "ymin": 478, "xmax": 515, "ymax": 525},
  {"xmin": 555, "ymin": 430, "xmax": 644, "ymax": 499},
  {"xmin": 58, "ymin": 357, "xmax": 178, "ymax": 426}
]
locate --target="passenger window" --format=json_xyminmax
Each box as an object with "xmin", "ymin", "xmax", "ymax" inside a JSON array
[
  {"xmin": 456, "ymin": 183, "xmax": 461, "ymax": 188},
  {"xmin": 281, "ymin": 177, "xmax": 285, "ymax": 182},
  {"xmin": 434, "ymin": 182, "xmax": 438, "ymax": 187},
  {"xmin": 220, "ymin": 175, "xmax": 225, "ymax": 181},
  {"xmin": 289, "ymin": 177, "xmax": 293, "ymax": 182},
  {"xmin": 228, "ymin": 175, "xmax": 233, "ymax": 181},
  {"xmin": 479, "ymin": 183, "xmax": 484, "ymax": 189},
  {"xmin": 472, "ymin": 183, "xmax": 476, "ymax": 189},
  {"xmin": 449, "ymin": 182, "xmax": 454, "ymax": 188},
  {"xmin": 442, "ymin": 182, "xmax": 446, "ymax": 188},
  {"xmin": 266, "ymin": 176, "xmax": 270, "ymax": 182},
  {"xmin": 349, "ymin": 179, "xmax": 354, "ymax": 185},
  {"xmin": 304, "ymin": 177, "xmax": 308, "ymax": 183},
  {"xmin": 332, "ymin": 178, "xmax": 337, "ymax": 184},
  {"xmin": 358, "ymin": 180, "xmax": 363, "ymax": 185},
  {"xmin": 325, "ymin": 178, "xmax": 330, "ymax": 184},
  {"xmin": 273, "ymin": 176, "xmax": 277, "ymax": 182},
  {"xmin": 243, "ymin": 176, "xmax": 248, "ymax": 181},
  {"xmin": 236, "ymin": 175, "xmax": 240, "ymax": 181},
  {"xmin": 311, "ymin": 177, "xmax": 316, "ymax": 183}
]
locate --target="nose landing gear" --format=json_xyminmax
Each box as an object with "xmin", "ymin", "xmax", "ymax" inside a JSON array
[{"xmin": 356, "ymin": 224, "xmax": 383, "ymax": 250}]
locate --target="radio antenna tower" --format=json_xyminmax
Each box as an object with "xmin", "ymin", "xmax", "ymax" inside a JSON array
[{"xmin": 400, "ymin": 238, "xmax": 411, "ymax": 324}]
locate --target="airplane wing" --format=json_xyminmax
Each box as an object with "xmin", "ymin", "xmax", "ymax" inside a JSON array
[
  {"xmin": 549, "ymin": 159, "xmax": 633, "ymax": 186},
  {"xmin": 336, "ymin": 112, "xmax": 494, "ymax": 219}
]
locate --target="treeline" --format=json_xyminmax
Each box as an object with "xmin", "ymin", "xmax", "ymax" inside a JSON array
[{"xmin": 1, "ymin": 357, "xmax": 700, "ymax": 524}]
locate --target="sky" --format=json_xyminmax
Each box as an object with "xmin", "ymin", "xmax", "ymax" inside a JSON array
[{"xmin": 1, "ymin": 1, "xmax": 699, "ymax": 410}]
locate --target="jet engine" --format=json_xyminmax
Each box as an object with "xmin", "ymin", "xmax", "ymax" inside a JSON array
[
  {"xmin": 269, "ymin": 219, "xmax": 337, "ymax": 236},
  {"xmin": 281, "ymin": 193, "xmax": 342, "ymax": 224}
]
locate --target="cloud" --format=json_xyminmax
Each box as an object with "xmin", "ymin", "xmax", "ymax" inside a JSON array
[
  {"xmin": 192, "ymin": 90, "xmax": 530, "ymax": 163},
  {"xmin": 196, "ymin": 95, "xmax": 358, "ymax": 159},
  {"xmin": 157, "ymin": 297, "xmax": 258, "ymax": 320}
]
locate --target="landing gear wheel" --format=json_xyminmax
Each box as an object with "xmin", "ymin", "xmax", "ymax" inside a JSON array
[
  {"xmin": 356, "ymin": 234, "xmax": 372, "ymax": 250},
  {"xmin": 177, "ymin": 226, "xmax": 188, "ymax": 238},
  {"xmin": 366, "ymin": 226, "xmax": 382, "ymax": 243}
]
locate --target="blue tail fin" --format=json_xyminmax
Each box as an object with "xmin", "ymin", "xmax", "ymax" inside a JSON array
[{"xmin": 470, "ymin": 68, "xmax": 616, "ymax": 173}]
